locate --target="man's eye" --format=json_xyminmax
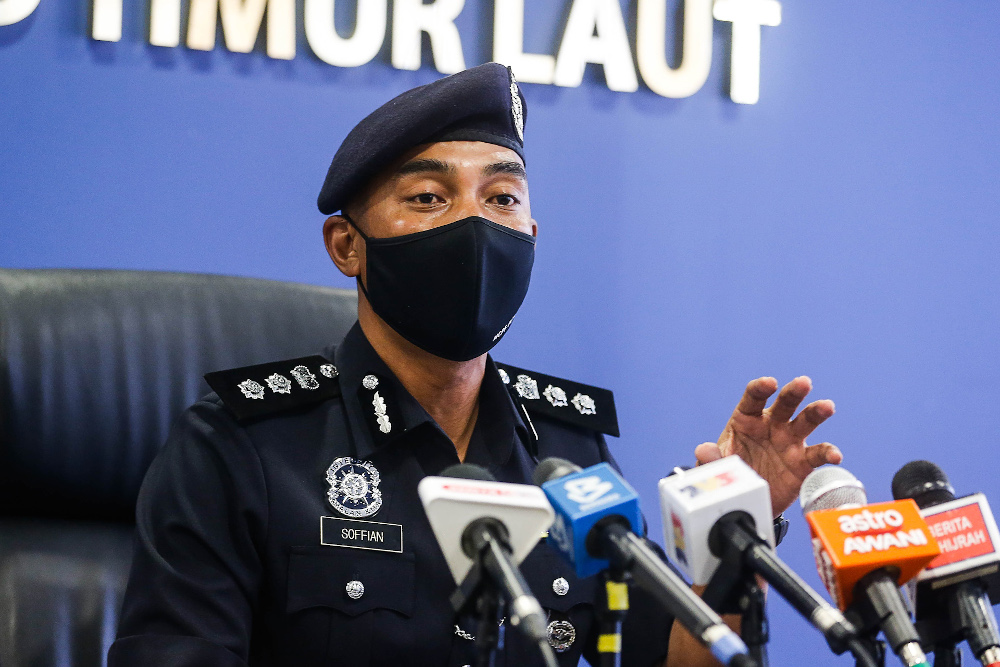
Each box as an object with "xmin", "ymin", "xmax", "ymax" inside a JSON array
[
  {"xmin": 412, "ymin": 193, "xmax": 441, "ymax": 205},
  {"xmin": 494, "ymin": 194, "xmax": 518, "ymax": 207}
]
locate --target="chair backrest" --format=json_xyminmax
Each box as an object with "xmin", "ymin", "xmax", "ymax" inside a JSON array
[{"xmin": 0, "ymin": 268, "xmax": 358, "ymax": 521}]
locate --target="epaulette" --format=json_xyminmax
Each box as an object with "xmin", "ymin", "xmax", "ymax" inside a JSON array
[
  {"xmin": 495, "ymin": 362, "xmax": 619, "ymax": 438},
  {"xmin": 204, "ymin": 355, "xmax": 341, "ymax": 423}
]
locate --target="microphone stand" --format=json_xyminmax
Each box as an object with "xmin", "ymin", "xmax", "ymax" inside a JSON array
[
  {"xmin": 597, "ymin": 567, "xmax": 631, "ymax": 667},
  {"xmin": 451, "ymin": 561, "xmax": 505, "ymax": 667},
  {"xmin": 843, "ymin": 606, "xmax": 887, "ymax": 667},
  {"xmin": 702, "ymin": 535, "xmax": 769, "ymax": 667}
]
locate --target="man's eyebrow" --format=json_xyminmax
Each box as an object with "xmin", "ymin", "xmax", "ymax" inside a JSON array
[
  {"xmin": 483, "ymin": 161, "xmax": 526, "ymax": 179},
  {"xmin": 394, "ymin": 158, "xmax": 455, "ymax": 178}
]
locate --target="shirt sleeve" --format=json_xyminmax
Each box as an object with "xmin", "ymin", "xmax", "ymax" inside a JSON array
[{"xmin": 108, "ymin": 398, "xmax": 268, "ymax": 667}]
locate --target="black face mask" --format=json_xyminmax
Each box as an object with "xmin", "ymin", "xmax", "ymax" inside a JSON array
[{"xmin": 346, "ymin": 215, "xmax": 535, "ymax": 362}]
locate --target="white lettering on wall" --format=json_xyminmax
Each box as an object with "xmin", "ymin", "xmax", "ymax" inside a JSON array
[
  {"xmin": 493, "ymin": 0, "xmax": 554, "ymax": 84},
  {"xmin": 391, "ymin": 0, "xmax": 466, "ymax": 74},
  {"xmin": 149, "ymin": 0, "xmax": 181, "ymax": 46},
  {"xmin": 306, "ymin": 0, "xmax": 386, "ymax": 67},
  {"xmin": 0, "ymin": 0, "xmax": 40, "ymax": 26},
  {"xmin": 713, "ymin": 0, "xmax": 781, "ymax": 104},
  {"xmin": 635, "ymin": 0, "xmax": 712, "ymax": 98},
  {"xmin": 553, "ymin": 0, "xmax": 637, "ymax": 92},
  {"xmin": 187, "ymin": 0, "xmax": 296, "ymax": 59},
  {"xmin": 15, "ymin": 0, "xmax": 787, "ymax": 103},
  {"xmin": 92, "ymin": 0, "xmax": 122, "ymax": 41}
]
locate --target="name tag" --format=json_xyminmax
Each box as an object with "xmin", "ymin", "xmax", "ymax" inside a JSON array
[{"xmin": 320, "ymin": 517, "xmax": 404, "ymax": 553}]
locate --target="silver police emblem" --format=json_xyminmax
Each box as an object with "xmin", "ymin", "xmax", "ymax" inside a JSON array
[
  {"xmin": 552, "ymin": 577, "xmax": 570, "ymax": 596},
  {"xmin": 362, "ymin": 374, "xmax": 379, "ymax": 390},
  {"xmin": 265, "ymin": 373, "xmax": 292, "ymax": 395},
  {"xmin": 326, "ymin": 457, "xmax": 383, "ymax": 518},
  {"xmin": 237, "ymin": 379, "xmax": 265, "ymax": 400},
  {"xmin": 498, "ymin": 368, "xmax": 510, "ymax": 385},
  {"xmin": 571, "ymin": 392, "xmax": 597, "ymax": 415},
  {"xmin": 320, "ymin": 364, "xmax": 338, "ymax": 378},
  {"xmin": 290, "ymin": 365, "xmax": 319, "ymax": 390},
  {"xmin": 543, "ymin": 385, "xmax": 568, "ymax": 407},
  {"xmin": 372, "ymin": 392, "xmax": 391, "ymax": 434},
  {"xmin": 509, "ymin": 70, "xmax": 524, "ymax": 141},
  {"xmin": 546, "ymin": 619, "xmax": 576, "ymax": 652},
  {"xmin": 514, "ymin": 374, "xmax": 539, "ymax": 400}
]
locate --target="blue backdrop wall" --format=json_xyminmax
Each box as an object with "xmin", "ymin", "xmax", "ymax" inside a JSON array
[{"xmin": 3, "ymin": 1, "xmax": 999, "ymax": 664}]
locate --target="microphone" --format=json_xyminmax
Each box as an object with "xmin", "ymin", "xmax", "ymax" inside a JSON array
[
  {"xmin": 801, "ymin": 465, "xmax": 940, "ymax": 667},
  {"xmin": 892, "ymin": 460, "xmax": 1000, "ymax": 667},
  {"xmin": 658, "ymin": 456, "xmax": 862, "ymax": 657},
  {"xmin": 534, "ymin": 457, "xmax": 756, "ymax": 667},
  {"xmin": 417, "ymin": 463, "xmax": 554, "ymax": 660}
]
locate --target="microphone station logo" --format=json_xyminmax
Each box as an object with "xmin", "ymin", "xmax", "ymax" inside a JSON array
[
  {"xmin": 806, "ymin": 499, "xmax": 940, "ymax": 609},
  {"xmin": 563, "ymin": 476, "xmax": 620, "ymax": 511},
  {"xmin": 677, "ymin": 471, "xmax": 737, "ymax": 498},
  {"xmin": 920, "ymin": 494, "xmax": 1000, "ymax": 572}
]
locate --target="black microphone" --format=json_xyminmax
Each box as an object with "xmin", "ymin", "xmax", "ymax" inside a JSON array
[
  {"xmin": 893, "ymin": 461, "xmax": 1000, "ymax": 667},
  {"xmin": 801, "ymin": 465, "xmax": 934, "ymax": 667}
]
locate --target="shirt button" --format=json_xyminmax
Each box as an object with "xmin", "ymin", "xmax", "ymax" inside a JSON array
[
  {"xmin": 345, "ymin": 580, "xmax": 365, "ymax": 600},
  {"xmin": 552, "ymin": 577, "xmax": 569, "ymax": 596}
]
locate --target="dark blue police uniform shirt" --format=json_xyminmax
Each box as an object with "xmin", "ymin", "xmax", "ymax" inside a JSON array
[{"xmin": 109, "ymin": 323, "xmax": 672, "ymax": 666}]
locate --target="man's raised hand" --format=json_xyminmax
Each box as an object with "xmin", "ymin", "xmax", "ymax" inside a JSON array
[{"xmin": 693, "ymin": 376, "xmax": 841, "ymax": 516}]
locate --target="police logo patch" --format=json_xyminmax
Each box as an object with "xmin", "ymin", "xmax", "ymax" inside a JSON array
[{"xmin": 326, "ymin": 457, "xmax": 383, "ymax": 518}]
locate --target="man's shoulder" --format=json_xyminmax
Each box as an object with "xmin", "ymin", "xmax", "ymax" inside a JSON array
[
  {"xmin": 494, "ymin": 361, "xmax": 619, "ymax": 438},
  {"xmin": 203, "ymin": 354, "xmax": 343, "ymax": 424}
]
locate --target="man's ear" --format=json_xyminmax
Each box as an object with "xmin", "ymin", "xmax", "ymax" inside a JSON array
[
  {"xmin": 530, "ymin": 218, "xmax": 538, "ymax": 238},
  {"xmin": 323, "ymin": 215, "xmax": 361, "ymax": 278}
]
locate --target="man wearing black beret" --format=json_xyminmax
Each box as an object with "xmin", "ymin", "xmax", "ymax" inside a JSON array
[{"xmin": 110, "ymin": 62, "xmax": 841, "ymax": 667}]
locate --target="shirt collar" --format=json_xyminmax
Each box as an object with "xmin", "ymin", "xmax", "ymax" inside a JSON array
[{"xmin": 330, "ymin": 322, "xmax": 531, "ymax": 465}]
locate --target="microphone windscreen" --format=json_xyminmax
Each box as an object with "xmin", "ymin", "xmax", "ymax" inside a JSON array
[
  {"xmin": 532, "ymin": 457, "xmax": 582, "ymax": 486},
  {"xmin": 891, "ymin": 460, "xmax": 956, "ymax": 509},
  {"xmin": 800, "ymin": 466, "xmax": 867, "ymax": 513},
  {"xmin": 440, "ymin": 463, "xmax": 497, "ymax": 482}
]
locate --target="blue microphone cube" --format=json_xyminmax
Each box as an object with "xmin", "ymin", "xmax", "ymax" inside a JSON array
[{"xmin": 541, "ymin": 463, "xmax": 644, "ymax": 578}]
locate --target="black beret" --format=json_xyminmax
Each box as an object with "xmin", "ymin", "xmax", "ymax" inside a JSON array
[{"xmin": 317, "ymin": 62, "xmax": 527, "ymax": 215}]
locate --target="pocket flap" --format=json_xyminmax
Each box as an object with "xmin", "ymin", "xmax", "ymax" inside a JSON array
[{"xmin": 286, "ymin": 546, "xmax": 415, "ymax": 617}]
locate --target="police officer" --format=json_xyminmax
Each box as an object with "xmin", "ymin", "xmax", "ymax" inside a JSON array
[{"xmin": 109, "ymin": 63, "xmax": 841, "ymax": 667}]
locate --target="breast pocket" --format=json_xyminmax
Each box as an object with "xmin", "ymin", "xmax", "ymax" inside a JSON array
[{"xmin": 286, "ymin": 546, "xmax": 416, "ymax": 665}]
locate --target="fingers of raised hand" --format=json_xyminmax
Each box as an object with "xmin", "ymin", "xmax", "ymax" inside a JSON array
[
  {"xmin": 789, "ymin": 399, "xmax": 836, "ymax": 439},
  {"xmin": 804, "ymin": 442, "xmax": 843, "ymax": 469},
  {"xmin": 694, "ymin": 442, "xmax": 723, "ymax": 466},
  {"xmin": 767, "ymin": 376, "xmax": 813, "ymax": 423},
  {"xmin": 735, "ymin": 377, "xmax": 778, "ymax": 417}
]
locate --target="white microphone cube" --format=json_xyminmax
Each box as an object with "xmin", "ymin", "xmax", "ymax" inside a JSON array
[
  {"xmin": 418, "ymin": 476, "xmax": 554, "ymax": 584},
  {"xmin": 659, "ymin": 456, "xmax": 775, "ymax": 585}
]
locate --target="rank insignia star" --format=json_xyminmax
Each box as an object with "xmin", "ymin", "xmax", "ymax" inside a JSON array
[
  {"xmin": 514, "ymin": 374, "xmax": 540, "ymax": 400},
  {"xmin": 326, "ymin": 457, "xmax": 383, "ymax": 518},
  {"xmin": 571, "ymin": 393, "xmax": 597, "ymax": 415},
  {"xmin": 238, "ymin": 379, "xmax": 265, "ymax": 400},
  {"xmin": 265, "ymin": 373, "xmax": 292, "ymax": 395},
  {"xmin": 543, "ymin": 384, "xmax": 568, "ymax": 407}
]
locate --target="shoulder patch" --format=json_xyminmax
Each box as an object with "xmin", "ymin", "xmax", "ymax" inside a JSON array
[
  {"xmin": 205, "ymin": 355, "xmax": 341, "ymax": 423},
  {"xmin": 495, "ymin": 362, "xmax": 619, "ymax": 437}
]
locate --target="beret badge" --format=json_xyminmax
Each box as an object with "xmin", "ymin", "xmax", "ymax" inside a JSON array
[{"xmin": 509, "ymin": 68, "xmax": 524, "ymax": 141}]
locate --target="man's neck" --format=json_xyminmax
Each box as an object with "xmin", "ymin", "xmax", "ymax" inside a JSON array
[{"xmin": 358, "ymin": 299, "xmax": 484, "ymax": 461}]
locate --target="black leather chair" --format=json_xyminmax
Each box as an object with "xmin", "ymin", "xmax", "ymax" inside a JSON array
[{"xmin": 0, "ymin": 268, "xmax": 358, "ymax": 667}]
